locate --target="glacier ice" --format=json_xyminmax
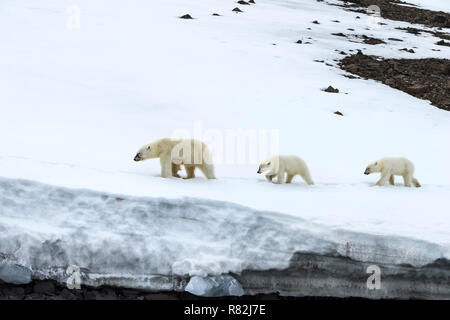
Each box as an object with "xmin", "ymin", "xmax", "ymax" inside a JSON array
[
  {"xmin": 185, "ymin": 275, "xmax": 244, "ymax": 297},
  {"xmin": 0, "ymin": 260, "xmax": 32, "ymax": 285}
]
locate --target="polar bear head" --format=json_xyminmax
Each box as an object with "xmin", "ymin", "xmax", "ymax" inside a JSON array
[
  {"xmin": 364, "ymin": 161, "xmax": 381, "ymax": 175},
  {"xmin": 257, "ymin": 156, "xmax": 279, "ymax": 174},
  {"xmin": 134, "ymin": 142, "xmax": 159, "ymax": 161}
]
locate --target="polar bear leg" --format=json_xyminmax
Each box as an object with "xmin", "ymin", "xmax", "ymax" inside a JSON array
[
  {"xmin": 275, "ymin": 171, "xmax": 285, "ymax": 184},
  {"xmin": 403, "ymin": 174, "xmax": 413, "ymax": 187},
  {"xmin": 200, "ymin": 164, "xmax": 216, "ymax": 179},
  {"xmin": 265, "ymin": 174, "xmax": 274, "ymax": 182},
  {"xmin": 184, "ymin": 165, "xmax": 196, "ymax": 179},
  {"xmin": 389, "ymin": 175, "xmax": 395, "ymax": 185},
  {"xmin": 160, "ymin": 155, "xmax": 172, "ymax": 178},
  {"xmin": 300, "ymin": 169, "xmax": 314, "ymax": 185},
  {"xmin": 172, "ymin": 163, "xmax": 181, "ymax": 178},
  {"xmin": 412, "ymin": 178, "xmax": 421, "ymax": 188},
  {"xmin": 375, "ymin": 171, "xmax": 390, "ymax": 186},
  {"xmin": 285, "ymin": 174, "xmax": 294, "ymax": 184}
]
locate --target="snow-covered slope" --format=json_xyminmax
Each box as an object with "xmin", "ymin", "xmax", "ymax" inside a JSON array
[{"xmin": 0, "ymin": 0, "xmax": 449, "ymax": 296}]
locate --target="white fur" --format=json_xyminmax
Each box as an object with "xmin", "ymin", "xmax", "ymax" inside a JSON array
[
  {"xmin": 258, "ymin": 155, "xmax": 314, "ymax": 185},
  {"xmin": 134, "ymin": 138, "xmax": 216, "ymax": 179},
  {"xmin": 364, "ymin": 157, "xmax": 420, "ymax": 187}
]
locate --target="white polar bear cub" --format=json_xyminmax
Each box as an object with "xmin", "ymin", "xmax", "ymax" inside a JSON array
[
  {"xmin": 134, "ymin": 138, "xmax": 216, "ymax": 179},
  {"xmin": 364, "ymin": 157, "xmax": 420, "ymax": 187},
  {"xmin": 257, "ymin": 155, "xmax": 314, "ymax": 185}
]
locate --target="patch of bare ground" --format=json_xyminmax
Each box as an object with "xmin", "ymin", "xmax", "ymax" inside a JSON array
[
  {"xmin": 335, "ymin": 0, "xmax": 450, "ymax": 29},
  {"xmin": 339, "ymin": 52, "xmax": 450, "ymax": 111}
]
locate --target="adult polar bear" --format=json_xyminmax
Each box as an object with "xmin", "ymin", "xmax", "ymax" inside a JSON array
[
  {"xmin": 134, "ymin": 138, "xmax": 216, "ymax": 179},
  {"xmin": 364, "ymin": 157, "xmax": 421, "ymax": 187}
]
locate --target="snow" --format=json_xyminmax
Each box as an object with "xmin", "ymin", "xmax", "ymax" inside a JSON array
[
  {"xmin": 0, "ymin": 176, "xmax": 447, "ymax": 290},
  {"xmin": 0, "ymin": 0, "xmax": 449, "ymax": 290}
]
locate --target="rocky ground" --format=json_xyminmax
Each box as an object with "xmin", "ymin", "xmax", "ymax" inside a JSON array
[
  {"xmin": 339, "ymin": 51, "xmax": 450, "ymax": 111},
  {"xmin": 328, "ymin": 1, "xmax": 450, "ymax": 112},
  {"xmin": 0, "ymin": 279, "xmax": 349, "ymax": 300},
  {"xmin": 335, "ymin": 0, "xmax": 450, "ymax": 29}
]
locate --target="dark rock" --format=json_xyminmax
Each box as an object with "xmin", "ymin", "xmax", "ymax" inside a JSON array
[
  {"xmin": 212, "ymin": 13, "xmax": 221, "ymax": 16},
  {"xmin": 249, "ymin": 0, "xmax": 256, "ymax": 3},
  {"xmin": 144, "ymin": 293, "xmax": 178, "ymax": 300},
  {"xmin": 83, "ymin": 290, "xmax": 98, "ymax": 300},
  {"xmin": 95, "ymin": 288, "xmax": 119, "ymax": 300},
  {"xmin": 232, "ymin": 7, "xmax": 243, "ymax": 13},
  {"xmin": 33, "ymin": 281, "xmax": 56, "ymax": 295},
  {"xmin": 312, "ymin": 20, "xmax": 319, "ymax": 24},
  {"xmin": 237, "ymin": 0, "xmax": 250, "ymax": 5},
  {"xmin": 324, "ymin": 86, "xmax": 339, "ymax": 93},
  {"xmin": 332, "ymin": 33, "xmax": 347, "ymax": 37},
  {"xmin": 388, "ymin": 37, "xmax": 403, "ymax": 42},
  {"xmin": 60, "ymin": 289, "xmax": 78, "ymax": 300},
  {"xmin": 399, "ymin": 48, "xmax": 415, "ymax": 53},
  {"xmin": 1, "ymin": 286, "xmax": 25, "ymax": 300},
  {"xmin": 436, "ymin": 40, "xmax": 450, "ymax": 47},
  {"xmin": 334, "ymin": 111, "xmax": 344, "ymax": 116},
  {"xmin": 396, "ymin": 27, "xmax": 421, "ymax": 35},
  {"xmin": 361, "ymin": 35, "xmax": 385, "ymax": 45},
  {"xmin": 296, "ymin": 40, "xmax": 302, "ymax": 44},
  {"xmin": 179, "ymin": 14, "xmax": 193, "ymax": 19}
]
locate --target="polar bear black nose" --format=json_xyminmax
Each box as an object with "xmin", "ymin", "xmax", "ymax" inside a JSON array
[{"xmin": 134, "ymin": 154, "xmax": 141, "ymax": 161}]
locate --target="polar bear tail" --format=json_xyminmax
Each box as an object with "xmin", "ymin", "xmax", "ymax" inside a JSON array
[{"xmin": 412, "ymin": 178, "xmax": 421, "ymax": 188}]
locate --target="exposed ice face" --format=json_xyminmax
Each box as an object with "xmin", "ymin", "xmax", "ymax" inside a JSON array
[
  {"xmin": 185, "ymin": 275, "xmax": 244, "ymax": 297},
  {"xmin": 0, "ymin": 261, "xmax": 32, "ymax": 284},
  {"xmin": 0, "ymin": 177, "xmax": 447, "ymax": 290}
]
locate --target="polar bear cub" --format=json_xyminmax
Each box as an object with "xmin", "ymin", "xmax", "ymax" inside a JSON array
[
  {"xmin": 257, "ymin": 155, "xmax": 314, "ymax": 185},
  {"xmin": 364, "ymin": 157, "xmax": 420, "ymax": 187},
  {"xmin": 134, "ymin": 138, "xmax": 216, "ymax": 179}
]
